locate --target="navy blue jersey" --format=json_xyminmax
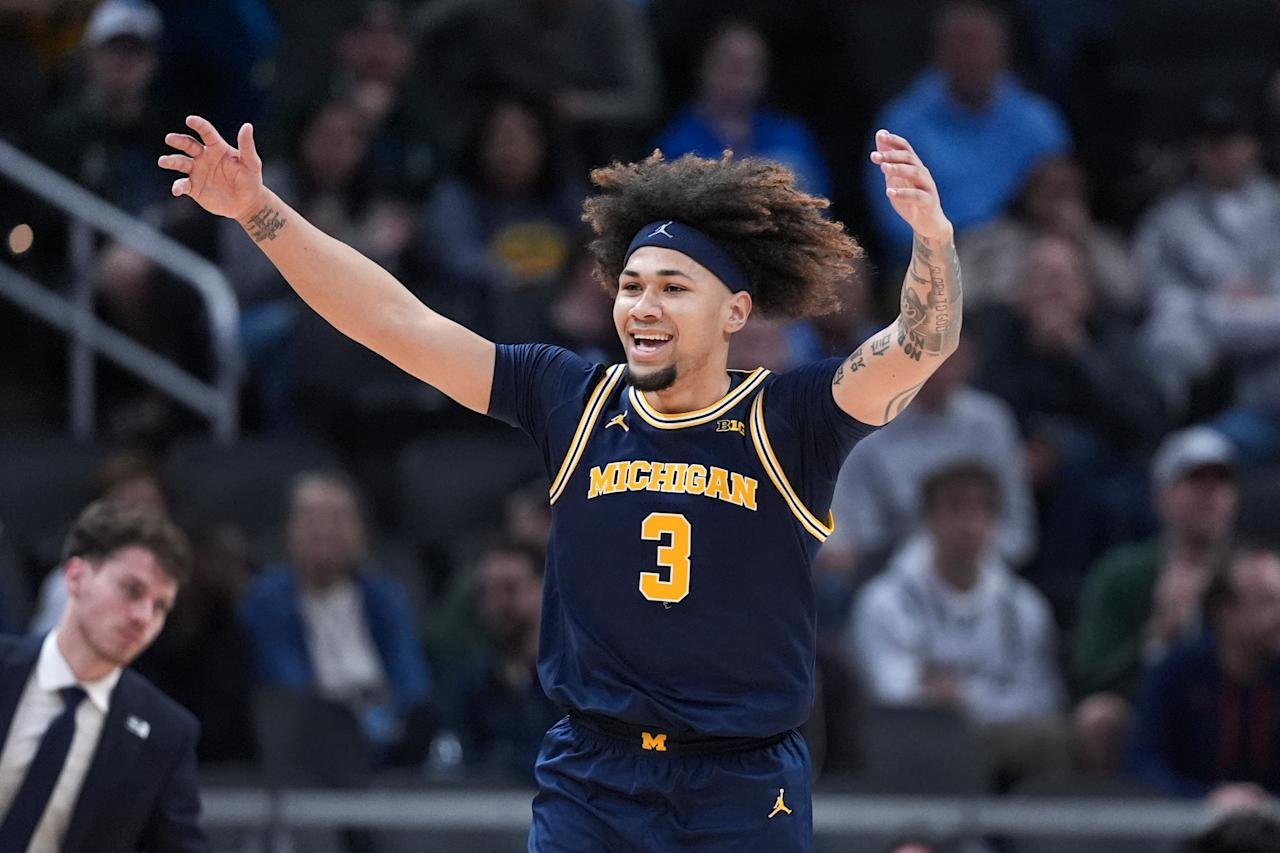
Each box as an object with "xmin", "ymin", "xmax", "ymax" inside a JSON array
[{"xmin": 489, "ymin": 344, "xmax": 875, "ymax": 737}]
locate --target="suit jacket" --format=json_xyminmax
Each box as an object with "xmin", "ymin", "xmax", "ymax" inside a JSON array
[{"xmin": 0, "ymin": 634, "xmax": 207, "ymax": 852}]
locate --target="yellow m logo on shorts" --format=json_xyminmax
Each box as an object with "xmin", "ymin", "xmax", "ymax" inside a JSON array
[{"xmin": 641, "ymin": 731, "xmax": 668, "ymax": 752}]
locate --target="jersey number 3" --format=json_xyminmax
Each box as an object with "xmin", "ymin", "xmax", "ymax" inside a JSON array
[{"xmin": 639, "ymin": 512, "xmax": 691, "ymax": 603}]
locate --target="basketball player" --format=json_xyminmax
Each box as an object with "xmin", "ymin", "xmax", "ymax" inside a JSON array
[{"xmin": 160, "ymin": 117, "xmax": 960, "ymax": 851}]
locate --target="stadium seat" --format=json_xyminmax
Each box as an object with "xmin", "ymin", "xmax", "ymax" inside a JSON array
[
  {"xmin": 858, "ymin": 704, "xmax": 989, "ymax": 796},
  {"xmin": 395, "ymin": 428, "xmax": 545, "ymax": 582},
  {"xmin": 163, "ymin": 436, "xmax": 344, "ymax": 559},
  {"xmin": 251, "ymin": 686, "xmax": 378, "ymax": 853},
  {"xmin": 251, "ymin": 686, "xmax": 373, "ymax": 788},
  {"xmin": 0, "ymin": 433, "xmax": 104, "ymax": 582}
]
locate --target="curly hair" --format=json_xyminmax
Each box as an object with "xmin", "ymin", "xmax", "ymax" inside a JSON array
[{"xmin": 582, "ymin": 151, "xmax": 863, "ymax": 318}]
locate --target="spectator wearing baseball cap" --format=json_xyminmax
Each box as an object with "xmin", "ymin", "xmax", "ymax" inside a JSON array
[
  {"xmin": 82, "ymin": 0, "xmax": 163, "ymax": 49},
  {"xmin": 24, "ymin": 0, "xmax": 215, "ymax": 435},
  {"xmin": 1071, "ymin": 426, "xmax": 1238, "ymax": 776},
  {"xmin": 32, "ymin": 0, "xmax": 170, "ymax": 218}
]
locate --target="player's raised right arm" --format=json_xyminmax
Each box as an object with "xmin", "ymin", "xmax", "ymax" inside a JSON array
[{"xmin": 160, "ymin": 115, "xmax": 495, "ymax": 413}]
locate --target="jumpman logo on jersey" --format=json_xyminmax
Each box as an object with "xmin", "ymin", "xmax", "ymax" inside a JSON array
[
  {"xmin": 605, "ymin": 412, "xmax": 630, "ymax": 432},
  {"xmin": 767, "ymin": 788, "xmax": 792, "ymax": 819},
  {"xmin": 648, "ymin": 221, "xmax": 676, "ymax": 239}
]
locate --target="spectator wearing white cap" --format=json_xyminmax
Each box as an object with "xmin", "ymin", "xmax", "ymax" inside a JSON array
[
  {"xmin": 33, "ymin": 0, "xmax": 169, "ymax": 219},
  {"xmin": 26, "ymin": 0, "xmax": 221, "ymax": 433},
  {"xmin": 82, "ymin": 0, "xmax": 163, "ymax": 49},
  {"xmin": 1071, "ymin": 426, "xmax": 1239, "ymax": 776}
]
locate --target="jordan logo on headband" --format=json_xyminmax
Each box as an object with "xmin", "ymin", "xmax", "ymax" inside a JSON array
[{"xmin": 626, "ymin": 220, "xmax": 752, "ymax": 294}]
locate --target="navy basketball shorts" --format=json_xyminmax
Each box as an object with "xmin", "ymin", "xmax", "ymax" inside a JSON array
[{"xmin": 528, "ymin": 714, "xmax": 813, "ymax": 852}]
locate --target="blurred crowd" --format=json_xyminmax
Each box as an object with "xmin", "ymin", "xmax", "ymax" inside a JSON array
[{"xmin": 2, "ymin": 0, "xmax": 1280, "ymax": 816}]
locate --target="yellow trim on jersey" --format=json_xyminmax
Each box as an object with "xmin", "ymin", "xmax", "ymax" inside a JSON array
[
  {"xmin": 549, "ymin": 364, "xmax": 627, "ymax": 505},
  {"xmin": 749, "ymin": 391, "xmax": 834, "ymax": 542},
  {"xmin": 629, "ymin": 368, "xmax": 770, "ymax": 430}
]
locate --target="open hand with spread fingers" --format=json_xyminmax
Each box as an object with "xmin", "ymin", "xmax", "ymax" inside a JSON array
[
  {"xmin": 158, "ymin": 115, "xmax": 265, "ymax": 221},
  {"xmin": 870, "ymin": 129, "xmax": 952, "ymax": 241}
]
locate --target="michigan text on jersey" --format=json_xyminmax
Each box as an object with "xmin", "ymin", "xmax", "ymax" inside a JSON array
[{"xmin": 586, "ymin": 461, "xmax": 758, "ymax": 510}]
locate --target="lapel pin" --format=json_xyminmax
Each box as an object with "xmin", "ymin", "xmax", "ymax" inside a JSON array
[{"xmin": 125, "ymin": 715, "xmax": 150, "ymax": 740}]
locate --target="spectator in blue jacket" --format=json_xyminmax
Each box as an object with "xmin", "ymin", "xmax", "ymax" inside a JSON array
[
  {"xmin": 1127, "ymin": 546, "xmax": 1280, "ymax": 807},
  {"xmin": 655, "ymin": 19, "xmax": 831, "ymax": 198},
  {"xmin": 240, "ymin": 470, "xmax": 431, "ymax": 762},
  {"xmin": 865, "ymin": 1, "xmax": 1069, "ymax": 266}
]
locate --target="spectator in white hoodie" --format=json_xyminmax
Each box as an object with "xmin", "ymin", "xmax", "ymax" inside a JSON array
[{"xmin": 848, "ymin": 460, "xmax": 1067, "ymax": 788}]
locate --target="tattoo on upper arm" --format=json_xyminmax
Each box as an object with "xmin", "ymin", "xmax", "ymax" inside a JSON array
[
  {"xmin": 883, "ymin": 381, "xmax": 923, "ymax": 421},
  {"xmin": 245, "ymin": 206, "xmax": 287, "ymax": 242},
  {"xmin": 833, "ymin": 346, "xmax": 866, "ymax": 386},
  {"xmin": 870, "ymin": 332, "xmax": 892, "ymax": 356},
  {"xmin": 897, "ymin": 315, "xmax": 926, "ymax": 361}
]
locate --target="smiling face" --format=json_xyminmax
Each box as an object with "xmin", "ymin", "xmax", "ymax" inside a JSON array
[
  {"xmin": 64, "ymin": 545, "xmax": 177, "ymax": 669},
  {"xmin": 613, "ymin": 246, "xmax": 751, "ymax": 393}
]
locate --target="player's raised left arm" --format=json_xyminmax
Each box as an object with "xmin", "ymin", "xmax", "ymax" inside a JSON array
[{"xmin": 832, "ymin": 130, "xmax": 961, "ymax": 426}]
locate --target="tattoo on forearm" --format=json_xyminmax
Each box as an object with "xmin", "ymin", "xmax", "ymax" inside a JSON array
[
  {"xmin": 896, "ymin": 233, "xmax": 963, "ymax": 359},
  {"xmin": 884, "ymin": 381, "xmax": 923, "ymax": 421},
  {"xmin": 245, "ymin": 206, "xmax": 287, "ymax": 242},
  {"xmin": 914, "ymin": 237, "xmax": 935, "ymax": 263}
]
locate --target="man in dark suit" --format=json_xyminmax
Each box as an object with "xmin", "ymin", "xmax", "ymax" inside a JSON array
[{"xmin": 0, "ymin": 501, "xmax": 207, "ymax": 852}]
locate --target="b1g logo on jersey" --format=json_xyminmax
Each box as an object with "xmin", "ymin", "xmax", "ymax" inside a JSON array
[{"xmin": 715, "ymin": 419, "xmax": 745, "ymax": 436}]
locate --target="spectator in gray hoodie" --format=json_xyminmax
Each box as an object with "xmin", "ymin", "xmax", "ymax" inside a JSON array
[
  {"xmin": 1136, "ymin": 96, "xmax": 1280, "ymax": 461},
  {"xmin": 848, "ymin": 461, "xmax": 1066, "ymax": 788}
]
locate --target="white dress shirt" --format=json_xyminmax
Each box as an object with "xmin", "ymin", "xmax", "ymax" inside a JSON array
[
  {"xmin": 0, "ymin": 631, "xmax": 121, "ymax": 853},
  {"xmin": 299, "ymin": 581, "xmax": 387, "ymax": 702}
]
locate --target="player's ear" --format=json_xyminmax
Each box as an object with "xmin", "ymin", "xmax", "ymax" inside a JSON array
[{"xmin": 724, "ymin": 291, "xmax": 752, "ymax": 334}]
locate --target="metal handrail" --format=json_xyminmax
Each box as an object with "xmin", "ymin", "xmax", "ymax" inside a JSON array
[
  {"xmin": 0, "ymin": 138, "xmax": 241, "ymax": 442},
  {"xmin": 198, "ymin": 787, "xmax": 1248, "ymax": 839}
]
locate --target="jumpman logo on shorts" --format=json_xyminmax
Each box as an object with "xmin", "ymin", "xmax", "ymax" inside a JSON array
[
  {"xmin": 648, "ymin": 221, "xmax": 676, "ymax": 239},
  {"xmin": 767, "ymin": 788, "xmax": 792, "ymax": 818}
]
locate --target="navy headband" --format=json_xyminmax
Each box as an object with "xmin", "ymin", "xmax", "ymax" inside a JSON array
[{"xmin": 624, "ymin": 221, "xmax": 752, "ymax": 294}]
